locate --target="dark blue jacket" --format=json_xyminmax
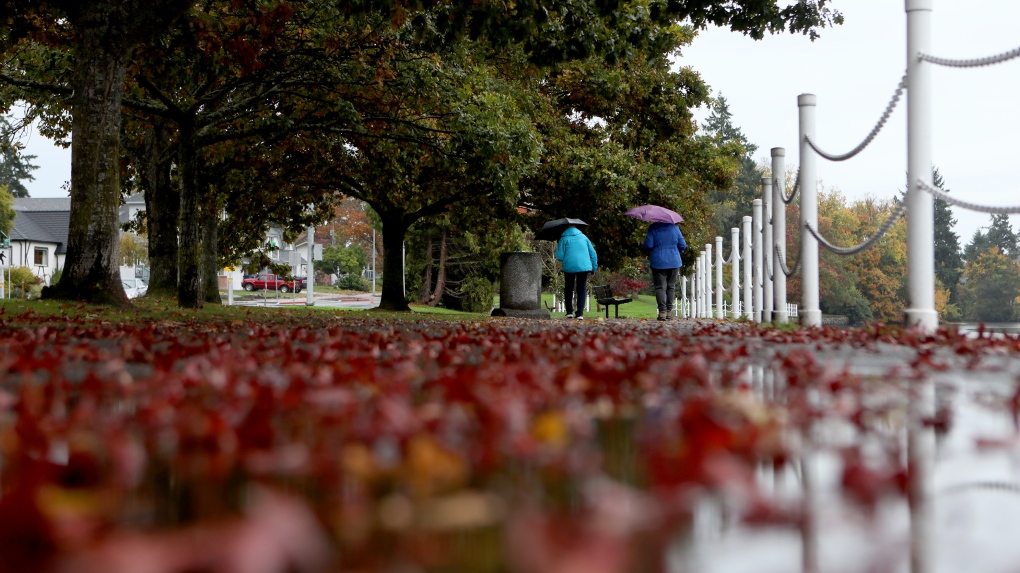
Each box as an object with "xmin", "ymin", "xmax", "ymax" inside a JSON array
[{"xmin": 643, "ymin": 222, "xmax": 686, "ymax": 269}]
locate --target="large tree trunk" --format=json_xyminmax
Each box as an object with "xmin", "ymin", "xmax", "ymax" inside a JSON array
[
  {"xmin": 41, "ymin": 0, "xmax": 190, "ymax": 305},
  {"xmin": 378, "ymin": 213, "xmax": 410, "ymax": 311},
  {"xmin": 141, "ymin": 121, "xmax": 178, "ymax": 296},
  {"xmin": 177, "ymin": 118, "xmax": 202, "ymax": 308},
  {"xmin": 427, "ymin": 229, "xmax": 448, "ymax": 307},
  {"xmin": 201, "ymin": 197, "xmax": 221, "ymax": 304},
  {"xmin": 42, "ymin": 9, "xmax": 130, "ymax": 305}
]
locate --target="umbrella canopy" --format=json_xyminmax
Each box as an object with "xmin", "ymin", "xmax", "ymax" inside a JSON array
[
  {"xmin": 534, "ymin": 218, "xmax": 587, "ymax": 241},
  {"xmin": 624, "ymin": 205, "xmax": 683, "ymax": 224}
]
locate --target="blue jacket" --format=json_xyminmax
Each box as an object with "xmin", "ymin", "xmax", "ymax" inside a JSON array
[
  {"xmin": 555, "ymin": 227, "xmax": 598, "ymax": 273},
  {"xmin": 643, "ymin": 222, "xmax": 686, "ymax": 269}
]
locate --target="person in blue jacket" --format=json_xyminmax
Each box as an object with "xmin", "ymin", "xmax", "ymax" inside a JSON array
[
  {"xmin": 643, "ymin": 222, "xmax": 687, "ymax": 321},
  {"xmin": 555, "ymin": 225, "xmax": 598, "ymax": 319}
]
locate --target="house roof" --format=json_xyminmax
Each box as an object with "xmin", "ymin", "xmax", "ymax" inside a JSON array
[
  {"xmin": 11, "ymin": 198, "xmax": 72, "ymax": 254},
  {"xmin": 14, "ymin": 197, "xmax": 72, "ymax": 212}
]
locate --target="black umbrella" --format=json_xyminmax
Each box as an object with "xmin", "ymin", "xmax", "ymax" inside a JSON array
[{"xmin": 534, "ymin": 218, "xmax": 587, "ymax": 241}]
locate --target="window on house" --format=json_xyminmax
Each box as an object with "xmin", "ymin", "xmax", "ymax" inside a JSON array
[{"xmin": 34, "ymin": 247, "xmax": 48, "ymax": 267}]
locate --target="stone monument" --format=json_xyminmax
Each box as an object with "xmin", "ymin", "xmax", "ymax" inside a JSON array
[{"xmin": 490, "ymin": 252, "xmax": 550, "ymax": 319}]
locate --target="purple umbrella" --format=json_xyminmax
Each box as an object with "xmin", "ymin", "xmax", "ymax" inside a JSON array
[{"xmin": 624, "ymin": 205, "xmax": 684, "ymax": 224}]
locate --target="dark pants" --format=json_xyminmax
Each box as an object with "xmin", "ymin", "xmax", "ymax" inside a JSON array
[
  {"xmin": 652, "ymin": 267, "xmax": 679, "ymax": 313},
  {"xmin": 564, "ymin": 271, "xmax": 590, "ymax": 317}
]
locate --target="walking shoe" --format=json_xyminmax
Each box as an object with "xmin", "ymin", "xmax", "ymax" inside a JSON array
[
  {"xmin": 657, "ymin": 311, "xmax": 668, "ymax": 321},
  {"xmin": 564, "ymin": 313, "xmax": 574, "ymax": 319},
  {"xmin": 576, "ymin": 316, "xmax": 584, "ymax": 320}
]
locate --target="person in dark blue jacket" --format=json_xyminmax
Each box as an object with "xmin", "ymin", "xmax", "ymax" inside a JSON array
[
  {"xmin": 555, "ymin": 226, "xmax": 598, "ymax": 319},
  {"xmin": 643, "ymin": 222, "xmax": 687, "ymax": 321}
]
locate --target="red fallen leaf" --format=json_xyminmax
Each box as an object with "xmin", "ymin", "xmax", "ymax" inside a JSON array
[
  {"xmin": 839, "ymin": 448, "xmax": 905, "ymax": 515},
  {"xmin": 505, "ymin": 508, "xmax": 635, "ymax": 573},
  {"xmin": 974, "ymin": 436, "xmax": 1016, "ymax": 451}
]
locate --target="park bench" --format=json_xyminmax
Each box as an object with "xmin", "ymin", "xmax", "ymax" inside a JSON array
[{"xmin": 592, "ymin": 284, "xmax": 632, "ymax": 318}]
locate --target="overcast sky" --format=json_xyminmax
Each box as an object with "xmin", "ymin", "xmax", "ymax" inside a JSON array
[{"xmin": 14, "ymin": 0, "xmax": 1020, "ymax": 244}]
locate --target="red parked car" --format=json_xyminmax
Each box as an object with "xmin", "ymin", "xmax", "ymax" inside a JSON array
[{"xmin": 241, "ymin": 273, "xmax": 303, "ymax": 293}]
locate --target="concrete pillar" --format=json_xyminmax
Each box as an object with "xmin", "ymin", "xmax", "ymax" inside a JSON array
[
  {"xmin": 681, "ymin": 275, "xmax": 688, "ymax": 318},
  {"xmin": 742, "ymin": 216, "xmax": 752, "ymax": 320},
  {"xmin": 715, "ymin": 236, "xmax": 725, "ymax": 319},
  {"xmin": 752, "ymin": 199, "xmax": 763, "ymax": 323},
  {"xmin": 306, "ymin": 225, "xmax": 315, "ymax": 306},
  {"xmin": 730, "ymin": 227, "xmax": 740, "ymax": 318},
  {"xmin": 798, "ymin": 94, "xmax": 822, "ymax": 327},
  {"xmin": 761, "ymin": 176, "xmax": 774, "ymax": 322},
  {"xmin": 905, "ymin": 0, "xmax": 938, "ymax": 332},
  {"xmin": 772, "ymin": 148, "xmax": 789, "ymax": 323},
  {"xmin": 705, "ymin": 243, "xmax": 713, "ymax": 319}
]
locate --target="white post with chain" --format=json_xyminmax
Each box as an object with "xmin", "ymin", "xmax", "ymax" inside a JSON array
[
  {"xmin": 680, "ymin": 275, "xmax": 687, "ymax": 318},
  {"xmin": 705, "ymin": 242, "xmax": 713, "ymax": 319},
  {"xmin": 715, "ymin": 236, "xmax": 724, "ymax": 319},
  {"xmin": 798, "ymin": 94, "xmax": 822, "ymax": 327},
  {"xmin": 761, "ymin": 176, "xmax": 774, "ymax": 322},
  {"xmin": 905, "ymin": 4, "xmax": 936, "ymax": 572},
  {"xmin": 731, "ymin": 227, "xmax": 740, "ymax": 318},
  {"xmin": 692, "ymin": 256, "xmax": 699, "ymax": 318},
  {"xmin": 772, "ymin": 148, "xmax": 789, "ymax": 324},
  {"xmin": 752, "ymin": 199, "xmax": 763, "ymax": 323},
  {"xmin": 905, "ymin": 0, "xmax": 938, "ymax": 332},
  {"xmin": 741, "ymin": 216, "xmax": 752, "ymax": 320},
  {"xmin": 699, "ymin": 253, "xmax": 706, "ymax": 318}
]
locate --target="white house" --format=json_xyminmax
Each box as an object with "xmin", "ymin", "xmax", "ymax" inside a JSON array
[{"xmin": 8, "ymin": 198, "xmax": 70, "ymax": 285}]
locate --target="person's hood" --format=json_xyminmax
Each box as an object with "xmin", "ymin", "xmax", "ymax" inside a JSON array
[{"xmin": 560, "ymin": 226, "xmax": 583, "ymax": 238}]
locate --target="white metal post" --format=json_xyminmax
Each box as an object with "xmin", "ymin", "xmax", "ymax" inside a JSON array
[
  {"xmin": 306, "ymin": 225, "xmax": 315, "ymax": 306},
  {"xmin": 741, "ymin": 216, "xmax": 752, "ymax": 319},
  {"xmin": 798, "ymin": 94, "xmax": 822, "ymax": 327},
  {"xmin": 705, "ymin": 243, "xmax": 713, "ymax": 319},
  {"xmin": 905, "ymin": 0, "xmax": 938, "ymax": 332},
  {"xmin": 694, "ymin": 254, "xmax": 701, "ymax": 318},
  {"xmin": 681, "ymin": 275, "xmax": 688, "ymax": 318},
  {"xmin": 715, "ymin": 236, "xmax": 724, "ymax": 319},
  {"xmin": 772, "ymin": 148, "xmax": 789, "ymax": 324},
  {"xmin": 906, "ymin": 3, "xmax": 936, "ymax": 571},
  {"xmin": 692, "ymin": 258, "xmax": 698, "ymax": 318},
  {"xmin": 752, "ymin": 199, "xmax": 763, "ymax": 323},
  {"xmin": 372, "ymin": 230, "xmax": 377, "ymax": 301},
  {"xmin": 699, "ymin": 252, "xmax": 706, "ymax": 318},
  {"xmin": 731, "ymin": 227, "xmax": 740, "ymax": 318},
  {"xmin": 761, "ymin": 176, "xmax": 774, "ymax": 323}
]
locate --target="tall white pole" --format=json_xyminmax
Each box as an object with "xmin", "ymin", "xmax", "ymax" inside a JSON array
[
  {"xmin": 730, "ymin": 227, "xmax": 740, "ymax": 318},
  {"xmin": 906, "ymin": 4, "xmax": 936, "ymax": 571},
  {"xmin": 714, "ymin": 237, "xmax": 724, "ymax": 319},
  {"xmin": 772, "ymin": 148, "xmax": 789, "ymax": 324},
  {"xmin": 402, "ymin": 241, "xmax": 406, "ymax": 299},
  {"xmin": 681, "ymin": 275, "xmax": 688, "ymax": 318},
  {"xmin": 761, "ymin": 177, "xmax": 774, "ymax": 323},
  {"xmin": 306, "ymin": 225, "xmax": 315, "ymax": 306},
  {"xmin": 905, "ymin": 0, "xmax": 938, "ymax": 332},
  {"xmin": 741, "ymin": 216, "xmax": 752, "ymax": 320},
  {"xmin": 693, "ymin": 257, "xmax": 701, "ymax": 316},
  {"xmin": 699, "ymin": 252, "xmax": 706, "ymax": 318},
  {"xmin": 798, "ymin": 94, "xmax": 822, "ymax": 327},
  {"xmin": 372, "ymin": 230, "xmax": 377, "ymax": 299},
  {"xmin": 705, "ymin": 243, "xmax": 713, "ymax": 319},
  {"xmin": 752, "ymin": 199, "xmax": 763, "ymax": 323}
]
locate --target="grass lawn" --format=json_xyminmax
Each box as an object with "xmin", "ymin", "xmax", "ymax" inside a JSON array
[{"xmin": 536, "ymin": 292, "xmax": 661, "ymax": 319}]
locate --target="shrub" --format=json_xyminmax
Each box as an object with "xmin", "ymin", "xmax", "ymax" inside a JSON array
[
  {"xmin": 336, "ymin": 274, "xmax": 370, "ymax": 292},
  {"xmin": 461, "ymin": 277, "xmax": 495, "ymax": 313},
  {"xmin": 7, "ymin": 266, "xmax": 43, "ymax": 299}
]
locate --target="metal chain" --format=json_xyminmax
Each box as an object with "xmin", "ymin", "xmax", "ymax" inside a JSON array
[
  {"xmin": 776, "ymin": 242, "xmax": 801, "ymax": 277},
  {"xmin": 916, "ymin": 180, "xmax": 1020, "ymax": 214},
  {"xmin": 805, "ymin": 201, "xmax": 907, "ymax": 256},
  {"xmin": 804, "ymin": 73, "xmax": 907, "ymax": 162},
  {"xmin": 919, "ymin": 45, "xmax": 1020, "ymax": 68},
  {"xmin": 780, "ymin": 170, "xmax": 800, "ymax": 205}
]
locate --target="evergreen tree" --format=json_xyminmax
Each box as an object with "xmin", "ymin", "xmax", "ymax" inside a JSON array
[
  {"xmin": 0, "ymin": 117, "xmax": 38, "ymax": 198},
  {"xmin": 959, "ymin": 247, "xmax": 1020, "ymax": 322},
  {"xmin": 985, "ymin": 214, "xmax": 1018, "ymax": 260},
  {"xmin": 932, "ymin": 168, "xmax": 963, "ymax": 301},
  {"xmin": 702, "ymin": 95, "xmax": 764, "ymax": 239}
]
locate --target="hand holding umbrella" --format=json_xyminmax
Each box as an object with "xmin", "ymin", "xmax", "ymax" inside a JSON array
[{"xmin": 535, "ymin": 218, "xmax": 588, "ymax": 241}]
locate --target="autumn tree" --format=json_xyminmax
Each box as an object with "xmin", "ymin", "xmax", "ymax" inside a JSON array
[
  {"xmin": 0, "ymin": 185, "xmax": 14, "ymax": 235},
  {"xmin": 959, "ymin": 247, "xmax": 1020, "ymax": 323},
  {"xmin": 702, "ymin": 95, "xmax": 765, "ymax": 241}
]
